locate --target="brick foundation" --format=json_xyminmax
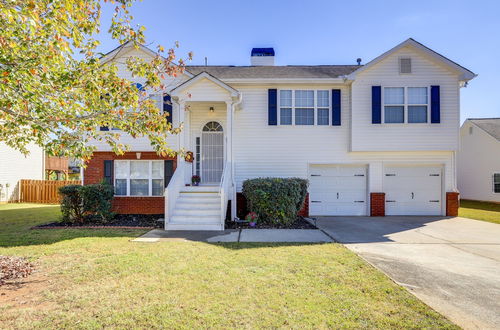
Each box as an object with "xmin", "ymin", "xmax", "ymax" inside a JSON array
[
  {"xmin": 370, "ymin": 192, "xmax": 385, "ymax": 216},
  {"xmin": 236, "ymin": 192, "xmax": 309, "ymax": 219},
  {"xmin": 83, "ymin": 152, "xmax": 176, "ymax": 214},
  {"xmin": 446, "ymin": 192, "xmax": 460, "ymax": 216}
]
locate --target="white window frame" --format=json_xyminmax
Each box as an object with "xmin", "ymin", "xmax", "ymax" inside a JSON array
[
  {"xmin": 382, "ymin": 86, "xmax": 430, "ymax": 124},
  {"xmin": 278, "ymin": 89, "xmax": 331, "ymax": 126},
  {"xmin": 493, "ymin": 173, "xmax": 500, "ymax": 194},
  {"xmin": 114, "ymin": 160, "xmax": 164, "ymax": 197}
]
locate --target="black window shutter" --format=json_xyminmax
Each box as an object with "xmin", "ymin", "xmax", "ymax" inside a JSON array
[
  {"xmin": 103, "ymin": 160, "xmax": 114, "ymax": 185},
  {"xmin": 268, "ymin": 89, "xmax": 277, "ymax": 125},
  {"xmin": 431, "ymin": 85, "xmax": 440, "ymax": 123},
  {"xmin": 163, "ymin": 94, "xmax": 173, "ymax": 125},
  {"xmin": 372, "ymin": 86, "xmax": 382, "ymax": 124},
  {"xmin": 164, "ymin": 160, "xmax": 174, "ymax": 187},
  {"xmin": 332, "ymin": 89, "xmax": 341, "ymax": 126}
]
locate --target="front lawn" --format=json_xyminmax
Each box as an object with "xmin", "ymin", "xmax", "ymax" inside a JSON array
[
  {"xmin": 0, "ymin": 204, "xmax": 456, "ymax": 329},
  {"xmin": 459, "ymin": 199, "xmax": 500, "ymax": 224}
]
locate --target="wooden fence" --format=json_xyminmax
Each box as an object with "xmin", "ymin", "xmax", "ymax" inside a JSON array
[{"xmin": 20, "ymin": 180, "xmax": 81, "ymax": 204}]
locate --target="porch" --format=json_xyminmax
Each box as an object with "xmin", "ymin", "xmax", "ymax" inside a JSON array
[{"xmin": 164, "ymin": 72, "xmax": 241, "ymax": 230}]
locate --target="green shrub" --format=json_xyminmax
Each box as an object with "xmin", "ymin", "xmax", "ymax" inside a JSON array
[
  {"xmin": 58, "ymin": 183, "xmax": 114, "ymax": 223},
  {"xmin": 79, "ymin": 183, "xmax": 114, "ymax": 222},
  {"xmin": 242, "ymin": 178, "xmax": 308, "ymax": 226},
  {"xmin": 59, "ymin": 185, "xmax": 84, "ymax": 223}
]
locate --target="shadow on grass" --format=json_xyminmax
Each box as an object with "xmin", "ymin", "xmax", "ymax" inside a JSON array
[
  {"xmin": 460, "ymin": 199, "xmax": 500, "ymax": 212},
  {"xmin": 0, "ymin": 205, "xmax": 148, "ymax": 248}
]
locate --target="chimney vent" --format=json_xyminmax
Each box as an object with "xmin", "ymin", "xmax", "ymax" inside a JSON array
[
  {"xmin": 251, "ymin": 48, "xmax": 275, "ymax": 66},
  {"xmin": 356, "ymin": 58, "xmax": 362, "ymax": 65}
]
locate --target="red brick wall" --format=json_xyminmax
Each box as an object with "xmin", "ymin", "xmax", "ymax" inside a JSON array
[
  {"xmin": 84, "ymin": 152, "xmax": 176, "ymax": 214},
  {"xmin": 370, "ymin": 192, "xmax": 385, "ymax": 216},
  {"xmin": 446, "ymin": 192, "xmax": 460, "ymax": 216},
  {"xmin": 236, "ymin": 192, "xmax": 309, "ymax": 218}
]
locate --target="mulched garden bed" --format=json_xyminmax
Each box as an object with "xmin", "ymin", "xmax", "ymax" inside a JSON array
[
  {"xmin": 33, "ymin": 214, "xmax": 164, "ymax": 229},
  {"xmin": 225, "ymin": 216, "xmax": 316, "ymax": 229}
]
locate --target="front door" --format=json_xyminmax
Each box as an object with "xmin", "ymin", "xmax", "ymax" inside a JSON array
[{"xmin": 201, "ymin": 121, "xmax": 224, "ymax": 184}]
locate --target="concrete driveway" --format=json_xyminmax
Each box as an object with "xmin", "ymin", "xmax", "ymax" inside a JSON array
[{"xmin": 314, "ymin": 216, "xmax": 500, "ymax": 330}]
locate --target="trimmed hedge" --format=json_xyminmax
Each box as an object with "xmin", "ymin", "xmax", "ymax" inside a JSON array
[
  {"xmin": 59, "ymin": 183, "xmax": 114, "ymax": 223},
  {"xmin": 242, "ymin": 178, "xmax": 308, "ymax": 226}
]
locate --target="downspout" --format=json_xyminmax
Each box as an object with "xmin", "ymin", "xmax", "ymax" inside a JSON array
[{"xmin": 231, "ymin": 93, "xmax": 243, "ymax": 221}]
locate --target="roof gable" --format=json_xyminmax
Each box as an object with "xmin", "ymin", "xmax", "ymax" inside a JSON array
[
  {"xmin": 468, "ymin": 118, "xmax": 500, "ymax": 141},
  {"xmin": 347, "ymin": 38, "xmax": 476, "ymax": 82},
  {"xmin": 170, "ymin": 72, "xmax": 240, "ymax": 101}
]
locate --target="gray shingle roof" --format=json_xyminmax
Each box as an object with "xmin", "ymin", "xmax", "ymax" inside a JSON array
[
  {"xmin": 469, "ymin": 118, "xmax": 500, "ymax": 141},
  {"xmin": 185, "ymin": 65, "xmax": 361, "ymax": 79}
]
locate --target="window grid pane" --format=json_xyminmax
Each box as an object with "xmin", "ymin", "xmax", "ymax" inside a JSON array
[
  {"xmin": 317, "ymin": 90, "xmax": 329, "ymax": 107},
  {"xmin": 408, "ymin": 105, "xmax": 427, "ymax": 123},
  {"xmin": 295, "ymin": 90, "xmax": 314, "ymax": 107},
  {"xmin": 317, "ymin": 108, "xmax": 329, "ymax": 125},
  {"xmin": 115, "ymin": 179, "xmax": 127, "ymax": 196},
  {"xmin": 280, "ymin": 90, "xmax": 292, "ymax": 107},
  {"xmin": 152, "ymin": 179, "xmax": 164, "ymax": 196},
  {"xmin": 152, "ymin": 161, "xmax": 164, "ymax": 178},
  {"xmin": 408, "ymin": 87, "xmax": 428, "ymax": 104},
  {"xmin": 384, "ymin": 87, "xmax": 404, "ymax": 105},
  {"xmin": 130, "ymin": 179, "xmax": 149, "ymax": 196},
  {"xmin": 280, "ymin": 108, "xmax": 292, "ymax": 125},
  {"xmin": 130, "ymin": 161, "xmax": 149, "ymax": 178},
  {"xmin": 295, "ymin": 108, "xmax": 314, "ymax": 125},
  {"xmin": 384, "ymin": 106, "xmax": 404, "ymax": 123}
]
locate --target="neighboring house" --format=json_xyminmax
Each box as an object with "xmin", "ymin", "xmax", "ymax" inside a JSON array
[
  {"xmin": 0, "ymin": 143, "xmax": 76, "ymax": 202},
  {"xmin": 0, "ymin": 143, "xmax": 45, "ymax": 202},
  {"xmin": 84, "ymin": 38, "xmax": 476, "ymax": 230},
  {"xmin": 458, "ymin": 118, "xmax": 500, "ymax": 203}
]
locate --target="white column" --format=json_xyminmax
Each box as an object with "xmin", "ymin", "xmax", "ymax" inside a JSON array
[
  {"xmin": 226, "ymin": 101, "xmax": 236, "ymax": 220},
  {"xmin": 175, "ymin": 100, "xmax": 188, "ymax": 185}
]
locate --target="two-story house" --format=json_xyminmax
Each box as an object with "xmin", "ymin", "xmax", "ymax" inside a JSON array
[{"xmin": 83, "ymin": 38, "xmax": 476, "ymax": 230}]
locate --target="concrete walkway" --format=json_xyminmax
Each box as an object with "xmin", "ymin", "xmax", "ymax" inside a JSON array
[
  {"xmin": 314, "ymin": 216, "xmax": 500, "ymax": 330},
  {"xmin": 132, "ymin": 228, "xmax": 333, "ymax": 243}
]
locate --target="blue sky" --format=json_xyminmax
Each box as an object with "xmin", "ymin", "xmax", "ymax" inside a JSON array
[{"xmin": 98, "ymin": 0, "xmax": 500, "ymax": 122}]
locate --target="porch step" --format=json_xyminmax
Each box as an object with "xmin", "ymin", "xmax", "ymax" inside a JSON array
[
  {"xmin": 181, "ymin": 186, "xmax": 219, "ymax": 193},
  {"xmin": 179, "ymin": 192, "xmax": 219, "ymax": 199},
  {"xmin": 170, "ymin": 215, "xmax": 221, "ymax": 224},
  {"xmin": 173, "ymin": 208, "xmax": 221, "ymax": 217},
  {"xmin": 165, "ymin": 222, "xmax": 224, "ymax": 231}
]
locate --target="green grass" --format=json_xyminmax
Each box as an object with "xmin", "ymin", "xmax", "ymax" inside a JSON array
[
  {"xmin": 0, "ymin": 204, "xmax": 457, "ymax": 329},
  {"xmin": 459, "ymin": 199, "xmax": 500, "ymax": 224}
]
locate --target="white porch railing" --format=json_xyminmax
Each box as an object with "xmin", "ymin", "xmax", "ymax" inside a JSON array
[
  {"xmin": 219, "ymin": 161, "xmax": 232, "ymax": 225},
  {"xmin": 164, "ymin": 161, "xmax": 186, "ymax": 227}
]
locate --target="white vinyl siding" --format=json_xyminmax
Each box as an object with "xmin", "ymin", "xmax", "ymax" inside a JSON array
[
  {"xmin": 278, "ymin": 90, "xmax": 330, "ymax": 126},
  {"xmin": 114, "ymin": 160, "xmax": 164, "ymax": 196},
  {"xmin": 351, "ymin": 46, "xmax": 460, "ymax": 152}
]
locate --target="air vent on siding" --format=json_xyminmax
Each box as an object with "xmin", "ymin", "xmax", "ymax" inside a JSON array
[{"xmin": 399, "ymin": 58, "xmax": 412, "ymax": 74}]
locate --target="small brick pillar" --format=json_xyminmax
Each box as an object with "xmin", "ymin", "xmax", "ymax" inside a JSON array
[
  {"xmin": 370, "ymin": 192, "xmax": 385, "ymax": 216},
  {"xmin": 446, "ymin": 192, "xmax": 460, "ymax": 216}
]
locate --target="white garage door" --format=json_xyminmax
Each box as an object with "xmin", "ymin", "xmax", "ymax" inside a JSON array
[
  {"xmin": 384, "ymin": 166, "xmax": 442, "ymax": 216},
  {"xmin": 309, "ymin": 165, "xmax": 367, "ymax": 216}
]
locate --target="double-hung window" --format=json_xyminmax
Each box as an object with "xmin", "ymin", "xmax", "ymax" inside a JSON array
[
  {"xmin": 279, "ymin": 90, "xmax": 330, "ymax": 125},
  {"xmin": 383, "ymin": 87, "xmax": 428, "ymax": 124},
  {"xmin": 114, "ymin": 160, "xmax": 164, "ymax": 196},
  {"xmin": 494, "ymin": 173, "xmax": 500, "ymax": 193}
]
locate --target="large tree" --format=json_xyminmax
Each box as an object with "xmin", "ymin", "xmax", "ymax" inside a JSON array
[{"xmin": 0, "ymin": 0, "xmax": 191, "ymax": 160}]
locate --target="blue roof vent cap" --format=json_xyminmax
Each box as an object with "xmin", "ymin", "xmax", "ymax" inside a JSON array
[
  {"xmin": 251, "ymin": 47, "xmax": 275, "ymax": 66},
  {"xmin": 251, "ymin": 48, "xmax": 275, "ymax": 56}
]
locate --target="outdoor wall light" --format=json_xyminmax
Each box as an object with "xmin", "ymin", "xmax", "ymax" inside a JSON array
[{"xmin": 209, "ymin": 106, "xmax": 215, "ymax": 113}]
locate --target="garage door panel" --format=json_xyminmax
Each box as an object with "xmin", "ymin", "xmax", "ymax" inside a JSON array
[
  {"xmin": 384, "ymin": 166, "xmax": 442, "ymax": 216},
  {"xmin": 309, "ymin": 165, "xmax": 367, "ymax": 216}
]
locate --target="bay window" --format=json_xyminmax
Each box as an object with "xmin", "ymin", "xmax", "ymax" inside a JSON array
[
  {"xmin": 383, "ymin": 87, "xmax": 429, "ymax": 124},
  {"xmin": 278, "ymin": 90, "xmax": 331, "ymax": 125},
  {"xmin": 114, "ymin": 160, "xmax": 164, "ymax": 196}
]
